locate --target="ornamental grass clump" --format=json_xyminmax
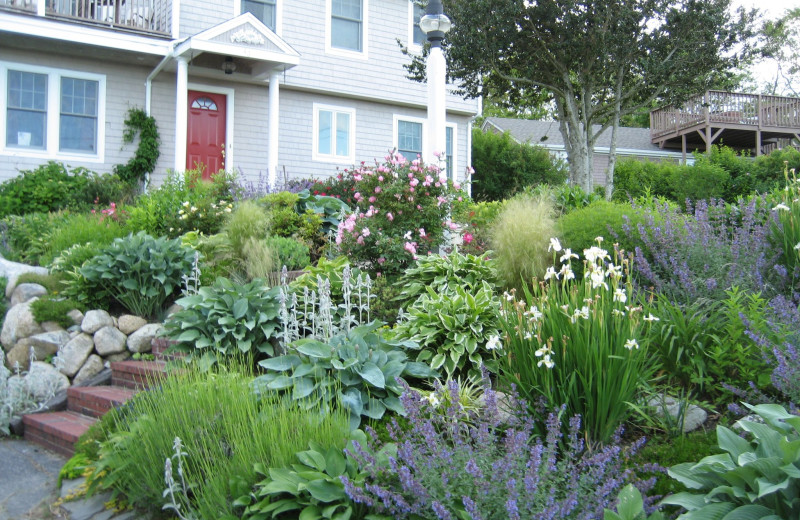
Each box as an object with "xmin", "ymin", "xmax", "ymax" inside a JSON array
[
  {"xmin": 490, "ymin": 192, "xmax": 558, "ymax": 291},
  {"xmin": 343, "ymin": 379, "xmax": 656, "ymax": 520},
  {"xmin": 498, "ymin": 238, "xmax": 657, "ymax": 445}
]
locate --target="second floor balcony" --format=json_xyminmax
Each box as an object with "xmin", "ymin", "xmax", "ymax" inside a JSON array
[{"xmin": 1, "ymin": 0, "xmax": 171, "ymax": 36}]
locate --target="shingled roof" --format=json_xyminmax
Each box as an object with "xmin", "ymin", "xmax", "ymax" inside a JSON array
[{"xmin": 482, "ymin": 117, "xmax": 666, "ymax": 153}]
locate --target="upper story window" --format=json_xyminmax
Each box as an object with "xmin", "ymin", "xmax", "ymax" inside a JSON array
[
  {"xmin": 2, "ymin": 62, "xmax": 105, "ymax": 160},
  {"xmin": 313, "ymin": 103, "xmax": 355, "ymax": 163},
  {"xmin": 328, "ymin": 0, "xmax": 367, "ymax": 57},
  {"xmin": 410, "ymin": 1, "xmax": 425, "ymax": 48},
  {"xmin": 242, "ymin": 0, "xmax": 276, "ymax": 31}
]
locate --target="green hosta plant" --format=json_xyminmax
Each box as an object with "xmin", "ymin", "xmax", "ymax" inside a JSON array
[
  {"xmin": 253, "ymin": 321, "xmax": 436, "ymax": 429},
  {"xmin": 395, "ymin": 251, "xmax": 500, "ymax": 310},
  {"xmin": 392, "ymin": 281, "xmax": 502, "ymax": 380},
  {"xmin": 662, "ymin": 403, "xmax": 800, "ymax": 519},
  {"xmin": 239, "ymin": 430, "xmax": 393, "ymax": 520},
  {"xmin": 605, "ymin": 485, "xmax": 665, "ymax": 520},
  {"xmin": 78, "ymin": 231, "xmax": 195, "ymax": 318},
  {"xmin": 163, "ymin": 277, "xmax": 281, "ymax": 370}
]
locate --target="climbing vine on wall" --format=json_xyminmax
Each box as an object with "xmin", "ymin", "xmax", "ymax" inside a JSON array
[{"xmin": 114, "ymin": 108, "xmax": 160, "ymax": 184}]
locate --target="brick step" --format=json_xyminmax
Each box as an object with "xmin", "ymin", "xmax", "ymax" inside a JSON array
[
  {"xmin": 151, "ymin": 337, "xmax": 185, "ymax": 362},
  {"xmin": 111, "ymin": 360, "xmax": 167, "ymax": 390},
  {"xmin": 67, "ymin": 385, "xmax": 138, "ymax": 418},
  {"xmin": 23, "ymin": 411, "xmax": 97, "ymax": 458}
]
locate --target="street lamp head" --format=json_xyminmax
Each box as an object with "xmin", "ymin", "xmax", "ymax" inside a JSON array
[
  {"xmin": 420, "ymin": 13, "xmax": 452, "ymax": 36},
  {"xmin": 420, "ymin": 0, "xmax": 451, "ymax": 46}
]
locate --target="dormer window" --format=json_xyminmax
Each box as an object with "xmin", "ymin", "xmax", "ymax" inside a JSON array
[{"xmin": 243, "ymin": 0, "xmax": 276, "ymax": 31}]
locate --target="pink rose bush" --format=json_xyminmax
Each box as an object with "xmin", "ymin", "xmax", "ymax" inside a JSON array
[{"xmin": 334, "ymin": 152, "xmax": 462, "ymax": 277}]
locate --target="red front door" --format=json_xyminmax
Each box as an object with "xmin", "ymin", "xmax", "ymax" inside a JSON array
[{"xmin": 187, "ymin": 90, "xmax": 227, "ymax": 179}]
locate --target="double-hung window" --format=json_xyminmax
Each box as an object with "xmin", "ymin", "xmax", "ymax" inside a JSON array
[
  {"xmin": 397, "ymin": 119, "xmax": 423, "ymax": 161},
  {"xmin": 329, "ymin": 0, "xmax": 366, "ymax": 55},
  {"xmin": 242, "ymin": 0, "xmax": 276, "ymax": 31},
  {"xmin": 6, "ymin": 70, "xmax": 47, "ymax": 150},
  {"xmin": 2, "ymin": 63, "xmax": 104, "ymax": 160},
  {"xmin": 60, "ymin": 77, "xmax": 98, "ymax": 152},
  {"xmin": 445, "ymin": 125, "xmax": 454, "ymax": 180},
  {"xmin": 313, "ymin": 103, "xmax": 355, "ymax": 163}
]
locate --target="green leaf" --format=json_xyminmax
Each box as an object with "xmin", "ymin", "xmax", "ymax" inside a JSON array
[
  {"xmin": 296, "ymin": 341, "xmax": 332, "ymax": 358},
  {"xmin": 297, "ymin": 449, "xmax": 327, "ymax": 472},
  {"xmin": 267, "ymin": 375, "xmax": 294, "ymax": 390},
  {"xmin": 299, "ymin": 505, "xmax": 323, "ymax": 520},
  {"xmin": 356, "ymin": 362, "xmax": 385, "ymax": 389},
  {"xmin": 720, "ymin": 505, "xmax": 779, "ymax": 520},
  {"xmin": 614, "ymin": 484, "xmax": 644, "ymax": 520},
  {"xmin": 325, "ymin": 448, "xmax": 346, "ymax": 478},
  {"xmin": 306, "ymin": 480, "xmax": 346, "ymax": 502},
  {"xmin": 430, "ymin": 353, "xmax": 446, "ymax": 370},
  {"xmin": 232, "ymin": 298, "xmax": 249, "ymax": 320},
  {"xmin": 718, "ymin": 426, "xmax": 753, "ymax": 460},
  {"xmin": 293, "ymin": 377, "xmax": 316, "ymax": 400}
]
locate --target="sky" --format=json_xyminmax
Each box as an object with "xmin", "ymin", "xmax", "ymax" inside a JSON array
[{"xmin": 732, "ymin": 0, "xmax": 796, "ymax": 92}]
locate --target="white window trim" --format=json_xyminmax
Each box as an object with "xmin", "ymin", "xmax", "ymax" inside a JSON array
[
  {"xmin": 407, "ymin": 0, "xmax": 424, "ymax": 54},
  {"xmin": 187, "ymin": 83, "xmax": 235, "ymax": 170},
  {"xmin": 446, "ymin": 121, "xmax": 457, "ymax": 181},
  {"xmin": 393, "ymin": 114, "xmax": 427, "ymax": 161},
  {"xmin": 234, "ymin": 0, "xmax": 282, "ymax": 35},
  {"xmin": 325, "ymin": 0, "xmax": 369, "ymax": 60},
  {"xmin": 313, "ymin": 103, "xmax": 356, "ymax": 164},
  {"xmin": 0, "ymin": 61, "xmax": 106, "ymax": 163}
]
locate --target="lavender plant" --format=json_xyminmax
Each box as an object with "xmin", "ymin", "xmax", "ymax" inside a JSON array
[
  {"xmin": 342, "ymin": 380, "xmax": 657, "ymax": 520},
  {"xmin": 621, "ymin": 197, "xmax": 779, "ymax": 303}
]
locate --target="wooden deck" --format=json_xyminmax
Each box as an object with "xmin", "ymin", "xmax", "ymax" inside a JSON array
[
  {"xmin": 1, "ymin": 0, "xmax": 171, "ymax": 36},
  {"xmin": 650, "ymin": 91, "xmax": 800, "ymax": 157}
]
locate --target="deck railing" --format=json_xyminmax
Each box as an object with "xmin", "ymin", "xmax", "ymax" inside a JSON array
[
  {"xmin": 1, "ymin": 0, "xmax": 170, "ymax": 35},
  {"xmin": 651, "ymin": 91, "xmax": 800, "ymax": 139}
]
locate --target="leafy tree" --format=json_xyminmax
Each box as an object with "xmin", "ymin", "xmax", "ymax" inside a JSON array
[
  {"xmin": 408, "ymin": 0, "xmax": 757, "ymax": 196},
  {"xmin": 757, "ymin": 7, "xmax": 800, "ymax": 96}
]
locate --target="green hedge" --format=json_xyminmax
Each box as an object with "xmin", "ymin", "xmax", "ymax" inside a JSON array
[{"xmin": 471, "ymin": 128, "xmax": 567, "ymax": 201}]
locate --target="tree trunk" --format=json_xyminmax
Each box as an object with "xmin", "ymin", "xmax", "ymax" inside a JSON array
[
  {"xmin": 605, "ymin": 69, "xmax": 625, "ymax": 200},
  {"xmin": 555, "ymin": 93, "xmax": 594, "ymax": 192}
]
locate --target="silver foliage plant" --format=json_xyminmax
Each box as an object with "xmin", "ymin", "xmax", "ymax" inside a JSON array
[
  {"xmin": 0, "ymin": 349, "xmax": 63, "ymax": 436},
  {"xmin": 279, "ymin": 265, "xmax": 375, "ymax": 345}
]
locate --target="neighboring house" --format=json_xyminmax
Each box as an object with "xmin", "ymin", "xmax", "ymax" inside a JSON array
[
  {"xmin": 0, "ymin": 0, "xmax": 479, "ymax": 186},
  {"xmin": 481, "ymin": 117, "xmax": 687, "ymax": 186}
]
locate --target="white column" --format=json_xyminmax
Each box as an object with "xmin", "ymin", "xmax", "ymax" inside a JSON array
[
  {"xmin": 427, "ymin": 45, "xmax": 447, "ymax": 180},
  {"xmin": 268, "ymin": 69, "xmax": 280, "ymax": 191},
  {"xmin": 36, "ymin": 0, "xmax": 45, "ymax": 17},
  {"xmin": 174, "ymin": 56, "xmax": 188, "ymax": 173}
]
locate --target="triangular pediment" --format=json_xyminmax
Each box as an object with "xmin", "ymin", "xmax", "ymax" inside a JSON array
[{"xmin": 175, "ymin": 13, "xmax": 300, "ymax": 68}]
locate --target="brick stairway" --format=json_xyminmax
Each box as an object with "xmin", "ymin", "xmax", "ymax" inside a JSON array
[{"xmin": 22, "ymin": 360, "xmax": 167, "ymax": 457}]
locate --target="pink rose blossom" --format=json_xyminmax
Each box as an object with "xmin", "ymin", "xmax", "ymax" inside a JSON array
[
  {"xmin": 374, "ymin": 186, "xmax": 382, "ymax": 193},
  {"xmin": 356, "ymin": 235, "xmax": 364, "ymax": 245},
  {"xmin": 463, "ymin": 232, "xmax": 474, "ymax": 244},
  {"xmin": 362, "ymin": 227, "xmax": 371, "ymax": 237},
  {"xmin": 386, "ymin": 212, "xmax": 394, "ymax": 221},
  {"xmin": 419, "ymin": 228, "xmax": 426, "ymax": 237},
  {"xmin": 404, "ymin": 241, "xmax": 417, "ymax": 255},
  {"xmin": 369, "ymin": 196, "xmax": 376, "ymax": 203},
  {"xmin": 378, "ymin": 176, "xmax": 384, "ymax": 182},
  {"xmin": 378, "ymin": 257, "xmax": 386, "ymax": 265}
]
